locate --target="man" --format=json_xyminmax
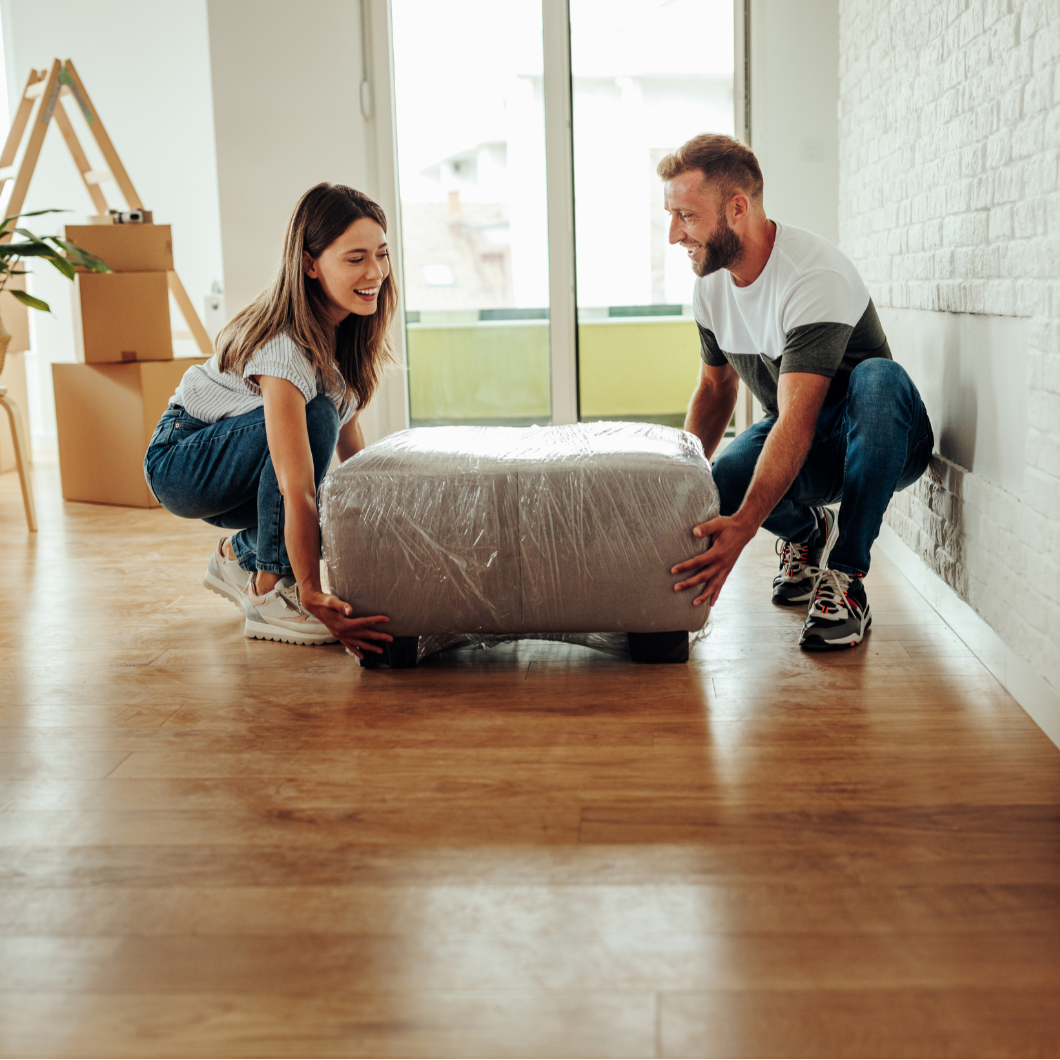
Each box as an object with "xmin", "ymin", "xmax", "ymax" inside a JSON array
[{"xmin": 662, "ymin": 134, "xmax": 933, "ymax": 649}]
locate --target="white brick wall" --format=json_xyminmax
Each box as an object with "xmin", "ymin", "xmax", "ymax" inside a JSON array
[{"xmin": 838, "ymin": 0, "xmax": 1060, "ymax": 692}]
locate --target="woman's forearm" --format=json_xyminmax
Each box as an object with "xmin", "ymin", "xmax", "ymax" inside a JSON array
[
  {"xmin": 335, "ymin": 415, "xmax": 366, "ymax": 463},
  {"xmin": 282, "ymin": 488, "xmax": 325, "ymax": 594}
]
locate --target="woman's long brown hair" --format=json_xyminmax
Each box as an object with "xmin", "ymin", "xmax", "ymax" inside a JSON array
[{"xmin": 216, "ymin": 183, "xmax": 396, "ymax": 409}]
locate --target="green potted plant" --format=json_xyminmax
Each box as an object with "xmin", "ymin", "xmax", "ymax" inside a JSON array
[{"xmin": 0, "ymin": 208, "xmax": 112, "ymax": 375}]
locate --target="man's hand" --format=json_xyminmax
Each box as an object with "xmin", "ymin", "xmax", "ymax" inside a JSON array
[
  {"xmin": 671, "ymin": 514, "xmax": 757, "ymax": 607},
  {"xmin": 301, "ymin": 588, "xmax": 392, "ymax": 659},
  {"xmin": 674, "ymin": 372, "xmax": 830, "ymax": 606}
]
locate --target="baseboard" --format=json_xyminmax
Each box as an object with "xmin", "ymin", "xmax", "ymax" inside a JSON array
[{"xmin": 876, "ymin": 522, "xmax": 1060, "ymax": 752}]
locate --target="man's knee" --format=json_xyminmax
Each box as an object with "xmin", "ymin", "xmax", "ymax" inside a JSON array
[
  {"xmin": 847, "ymin": 358, "xmax": 919, "ymax": 425},
  {"xmin": 848, "ymin": 357, "xmax": 914, "ymax": 401}
]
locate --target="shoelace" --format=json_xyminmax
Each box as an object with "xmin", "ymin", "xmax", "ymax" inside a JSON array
[
  {"xmin": 276, "ymin": 581, "xmax": 308, "ymax": 615},
  {"xmin": 810, "ymin": 568, "xmax": 852, "ymax": 616},
  {"xmin": 776, "ymin": 537, "xmax": 811, "ymax": 576}
]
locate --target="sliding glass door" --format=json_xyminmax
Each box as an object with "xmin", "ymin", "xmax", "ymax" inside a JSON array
[
  {"xmin": 391, "ymin": 0, "xmax": 551, "ymax": 426},
  {"xmin": 570, "ymin": 0, "xmax": 734, "ymax": 427},
  {"xmin": 389, "ymin": 0, "xmax": 735, "ymax": 428}
]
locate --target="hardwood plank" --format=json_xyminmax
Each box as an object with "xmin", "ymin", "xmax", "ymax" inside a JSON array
[
  {"xmin": 2, "ymin": 882, "xmax": 1059, "ymax": 938},
  {"xmin": 1, "ymin": 462, "xmax": 1058, "ymax": 1056},
  {"xmin": 2, "ymin": 930, "xmax": 1060, "ymax": 994},
  {"xmin": 0, "ymin": 991, "xmax": 656, "ymax": 1059},
  {"xmin": 659, "ymin": 988, "xmax": 1060, "ymax": 1058}
]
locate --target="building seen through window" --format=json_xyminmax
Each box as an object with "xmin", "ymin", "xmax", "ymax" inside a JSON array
[{"xmin": 391, "ymin": 0, "xmax": 734, "ymax": 426}]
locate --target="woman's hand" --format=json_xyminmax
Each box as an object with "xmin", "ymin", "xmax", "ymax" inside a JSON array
[{"xmin": 301, "ymin": 588, "xmax": 392, "ymax": 658}]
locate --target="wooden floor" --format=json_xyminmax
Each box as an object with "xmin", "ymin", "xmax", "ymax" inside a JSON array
[{"xmin": 1, "ymin": 462, "xmax": 1059, "ymax": 1058}]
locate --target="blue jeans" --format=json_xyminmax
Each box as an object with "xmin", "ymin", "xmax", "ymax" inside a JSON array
[
  {"xmin": 712, "ymin": 358, "xmax": 934, "ymax": 576},
  {"xmin": 143, "ymin": 395, "xmax": 340, "ymax": 575}
]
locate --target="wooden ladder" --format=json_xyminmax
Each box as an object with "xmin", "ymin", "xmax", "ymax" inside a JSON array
[{"xmin": 0, "ymin": 58, "xmax": 212, "ymax": 354}]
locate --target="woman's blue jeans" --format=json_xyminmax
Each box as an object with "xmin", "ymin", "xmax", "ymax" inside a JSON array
[
  {"xmin": 143, "ymin": 395, "xmax": 340, "ymax": 575},
  {"xmin": 711, "ymin": 358, "xmax": 934, "ymax": 576}
]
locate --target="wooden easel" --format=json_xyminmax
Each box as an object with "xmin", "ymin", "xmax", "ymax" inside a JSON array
[{"xmin": 0, "ymin": 58, "xmax": 212, "ymax": 354}]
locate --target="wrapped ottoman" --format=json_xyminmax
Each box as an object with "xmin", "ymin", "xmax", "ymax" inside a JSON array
[{"xmin": 319, "ymin": 421, "xmax": 720, "ymax": 666}]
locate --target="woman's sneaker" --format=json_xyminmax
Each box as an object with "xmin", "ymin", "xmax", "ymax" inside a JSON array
[
  {"xmin": 243, "ymin": 577, "xmax": 338, "ymax": 646},
  {"xmin": 202, "ymin": 538, "xmax": 252, "ymax": 610},
  {"xmin": 772, "ymin": 506, "xmax": 839, "ymax": 605},
  {"xmin": 799, "ymin": 568, "xmax": 872, "ymax": 649}
]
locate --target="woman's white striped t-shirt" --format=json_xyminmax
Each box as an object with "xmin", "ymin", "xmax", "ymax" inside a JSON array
[{"xmin": 171, "ymin": 333, "xmax": 357, "ymax": 426}]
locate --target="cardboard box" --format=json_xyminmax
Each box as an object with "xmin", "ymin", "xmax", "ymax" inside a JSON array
[
  {"xmin": 0, "ymin": 351, "xmax": 31, "ymax": 474},
  {"xmin": 73, "ymin": 271, "xmax": 173, "ymax": 364},
  {"xmin": 53, "ymin": 357, "xmax": 207, "ymax": 508},
  {"xmin": 0, "ymin": 275, "xmax": 31, "ymax": 354},
  {"xmin": 64, "ymin": 224, "xmax": 173, "ymax": 272}
]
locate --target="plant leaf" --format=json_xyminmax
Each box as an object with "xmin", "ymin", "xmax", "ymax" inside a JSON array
[
  {"xmin": 0, "ymin": 243, "xmax": 58, "ymax": 257},
  {"xmin": 46, "ymin": 237, "xmax": 112, "ymax": 273},
  {"xmin": 0, "ymin": 209, "xmax": 71, "ymax": 241},
  {"xmin": 45, "ymin": 254, "xmax": 76, "ymax": 279},
  {"xmin": 2, "ymin": 208, "xmax": 70, "ymax": 223},
  {"xmin": 10, "ymin": 289, "xmax": 50, "ymax": 312}
]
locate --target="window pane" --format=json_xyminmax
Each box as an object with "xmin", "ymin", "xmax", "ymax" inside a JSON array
[
  {"xmin": 569, "ymin": 0, "xmax": 734, "ymax": 426},
  {"xmin": 391, "ymin": 0, "xmax": 552, "ymax": 426}
]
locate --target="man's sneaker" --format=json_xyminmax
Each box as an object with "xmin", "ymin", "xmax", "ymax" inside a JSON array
[
  {"xmin": 202, "ymin": 538, "xmax": 252, "ymax": 610},
  {"xmin": 799, "ymin": 569, "xmax": 872, "ymax": 650},
  {"xmin": 243, "ymin": 576, "xmax": 338, "ymax": 646},
  {"xmin": 772, "ymin": 506, "xmax": 839, "ymax": 605}
]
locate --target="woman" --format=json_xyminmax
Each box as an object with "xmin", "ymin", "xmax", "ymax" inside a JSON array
[{"xmin": 145, "ymin": 183, "xmax": 393, "ymax": 659}]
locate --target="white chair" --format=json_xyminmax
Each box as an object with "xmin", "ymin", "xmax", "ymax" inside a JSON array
[{"xmin": 0, "ymin": 385, "xmax": 37, "ymax": 531}]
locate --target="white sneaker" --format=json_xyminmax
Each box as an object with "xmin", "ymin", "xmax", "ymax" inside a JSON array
[
  {"xmin": 202, "ymin": 538, "xmax": 252, "ymax": 610},
  {"xmin": 243, "ymin": 576, "xmax": 338, "ymax": 646}
]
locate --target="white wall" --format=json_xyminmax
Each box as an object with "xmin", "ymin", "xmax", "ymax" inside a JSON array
[
  {"xmin": 205, "ymin": 0, "xmax": 408, "ymax": 446},
  {"xmin": 750, "ymin": 0, "xmax": 840, "ymax": 244},
  {"xmin": 205, "ymin": 0, "xmax": 371, "ymax": 317},
  {"xmin": 838, "ymin": 0, "xmax": 1060, "ymax": 697},
  {"xmin": 0, "ymin": 0, "xmax": 224, "ymax": 456}
]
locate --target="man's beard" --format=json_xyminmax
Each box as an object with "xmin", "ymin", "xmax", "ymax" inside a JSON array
[{"xmin": 690, "ymin": 216, "xmax": 743, "ymax": 277}]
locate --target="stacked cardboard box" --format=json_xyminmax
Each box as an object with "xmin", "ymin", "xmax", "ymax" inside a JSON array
[{"xmin": 53, "ymin": 223, "xmax": 207, "ymax": 507}]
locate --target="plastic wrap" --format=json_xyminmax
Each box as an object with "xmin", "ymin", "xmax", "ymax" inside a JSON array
[{"xmin": 320, "ymin": 421, "xmax": 720, "ymax": 645}]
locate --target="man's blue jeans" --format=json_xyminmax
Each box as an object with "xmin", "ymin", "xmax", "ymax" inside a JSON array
[
  {"xmin": 711, "ymin": 358, "xmax": 934, "ymax": 576},
  {"xmin": 144, "ymin": 395, "xmax": 340, "ymax": 575}
]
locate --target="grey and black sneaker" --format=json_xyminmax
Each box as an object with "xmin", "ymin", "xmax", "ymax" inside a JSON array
[
  {"xmin": 799, "ymin": 569, "xmax": 872, "ymax": 650},
  {"xmin": 772, "ymin": 506, "xmax": 839, "ymax": 605}
]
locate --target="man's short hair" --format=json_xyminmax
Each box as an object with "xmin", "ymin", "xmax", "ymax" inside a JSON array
[{"xmin": 657, "ymin": 134, "xmax": 764, "ymax": 203}]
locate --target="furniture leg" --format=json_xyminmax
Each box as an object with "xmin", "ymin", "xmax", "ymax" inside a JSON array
[
  {"xmin": 627, "ymin": 630, "xmax": 689, "ymax": 664},
  {"xmin": 358, "ymin": 635, "xmax": 420, "ymax": 670},
  {"xmin": 0, "ymin": 387, "xmax": 36, "ymax": 531}
]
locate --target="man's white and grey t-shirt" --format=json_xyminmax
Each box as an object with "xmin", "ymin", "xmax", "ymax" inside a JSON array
[{"xmin": 693, "ymin": 221, "xmax": 891, "ymax": 417}]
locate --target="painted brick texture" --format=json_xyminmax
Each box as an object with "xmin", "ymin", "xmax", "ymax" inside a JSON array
[{"xmin": 838, "ymin": 0, "xmax": 1060, "ymax": 691}]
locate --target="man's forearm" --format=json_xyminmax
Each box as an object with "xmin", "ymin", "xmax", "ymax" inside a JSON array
[
  {"xmin": 735, "ymin": 414, "xmax": 814, "ymax": 529},
  {"xmin": 686, "ymin": 382, "xmax": 738, "ymax": 459}
]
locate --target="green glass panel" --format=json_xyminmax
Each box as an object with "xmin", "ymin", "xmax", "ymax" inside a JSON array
[{"xmin": 407, "ymin": 320, "xmax": 551, "ymax": 425}]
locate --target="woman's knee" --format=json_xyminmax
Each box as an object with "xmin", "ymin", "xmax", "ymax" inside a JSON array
[
  {"xmin": 306, "ymin": 394, "xmax": 339, "ymax": 442},
  {"xmin": 305, "ymin": 395, "xmax": 340, "ymax": 472}
]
